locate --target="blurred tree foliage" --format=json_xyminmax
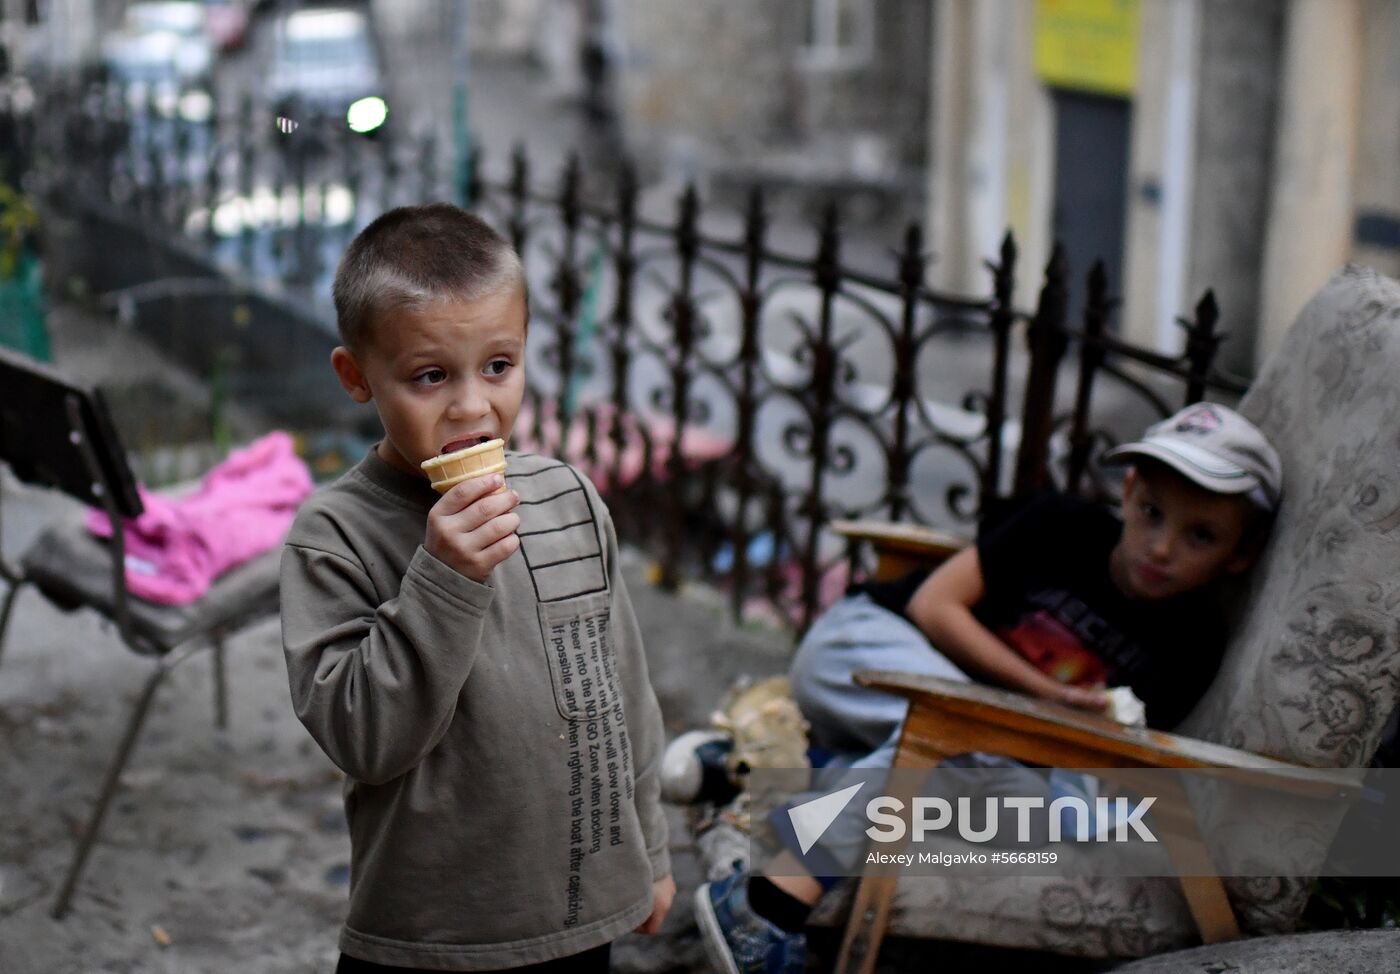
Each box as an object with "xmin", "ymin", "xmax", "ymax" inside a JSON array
[{"xmin": 0, "ymin": 180, "xmax": 37, "ymax": 278}]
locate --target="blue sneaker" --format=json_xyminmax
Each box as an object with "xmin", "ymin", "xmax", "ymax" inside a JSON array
[{"xmin": 694, "ymin": 866, "xmax": 807, "ymax": 974}]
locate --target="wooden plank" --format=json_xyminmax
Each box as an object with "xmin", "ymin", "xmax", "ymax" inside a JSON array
[
  {"xmin": 855, "ymin": 671, "xmax": 1361, "ymax": 796},
  {"xmin": 1177, "ymin": 876, "xmax": 1243, "ymax": 943},
  {"xmin": 828, "ymin": 519, "xmax": 970, "ymax": 555},
  {"xmin": 1151, "ymin": 775, "xmax": 1242, "ymax": 943},
  {"xmin": 835, "ymin": 876, "xmax": 898, "ymax": 974},
  {"xmin": 834, "ymin": 730, "xmax": 943, "ymax": 974},
  {"xmin": 832, "ymin": 679, "xmax": 1294, "ymax": 966},
  {"xmin": 829, "ymin": 519, "xmax": 967, "ymax": 581}
]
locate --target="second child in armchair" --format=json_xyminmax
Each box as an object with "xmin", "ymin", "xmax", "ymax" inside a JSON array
[{"xmin": 696, "ymin": 402, "xmax": 1283, "ymax": 974}]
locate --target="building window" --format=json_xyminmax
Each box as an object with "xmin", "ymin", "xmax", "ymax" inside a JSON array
[{"xmin": 799, "ymin": 0, "xmax": 873, "ymax": 72}]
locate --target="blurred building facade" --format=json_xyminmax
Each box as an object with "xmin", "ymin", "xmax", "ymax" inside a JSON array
[
  {"xmin": 532, "ymin": 0, "xmax": 1398, "ymax": 373},
  {"xmin": 608, "ymin": 0, "xmax": 930, "ymax": 226},
  {"xmin": 17, "ymin": 0, "xmax": 1400, "ymax": 375},
  {"xmin": 929, "ymin": 0, "xmax": 1400, "ymax": 373}
]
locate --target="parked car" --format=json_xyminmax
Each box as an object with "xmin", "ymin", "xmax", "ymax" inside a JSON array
[
  {"xmin": 269, "ymin": 7, "xmax": 388, "ymax": 136},
  {"xmin": 120, "ymin": 1, "xmax": 214, "ymax": 79},
  {"xmin": 103, "ymin": 2, "xmax": 214, "ymax": 89},
  {"xmin": 124, "ymin": 0, "xmax": 204, "ymax": 34}
]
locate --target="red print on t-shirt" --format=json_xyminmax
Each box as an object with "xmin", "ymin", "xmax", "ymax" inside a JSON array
[{"xmin": 998, "ymin": 610, "xmax": 1107, "ymax": 687}]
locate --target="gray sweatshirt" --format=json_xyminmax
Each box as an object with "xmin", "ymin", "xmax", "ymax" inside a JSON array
[{"xmin": 280, "ymin": 449, "xmax": 670, "ymax": 970}]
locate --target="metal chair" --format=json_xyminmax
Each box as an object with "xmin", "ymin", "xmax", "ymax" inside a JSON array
[{"xmin": 0, "ymin": 346, "xmax": 282, "ymax": 918}]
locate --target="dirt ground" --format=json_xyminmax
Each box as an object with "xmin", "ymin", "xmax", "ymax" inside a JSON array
[
  {"xmin": 0, "ymin": 470, "xmax": 794, "ymax": 973},
  {"xmin": 0, "ymin": 302, "xmax": 794, "ymax": 973}
]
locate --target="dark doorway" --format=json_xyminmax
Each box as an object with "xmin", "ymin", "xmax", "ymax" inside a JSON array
[{"xmin": 1051, "ymin": 90, "xmax": 1132, "ymax": 325}]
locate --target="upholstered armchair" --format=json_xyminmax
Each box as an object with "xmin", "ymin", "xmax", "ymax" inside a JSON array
[{"xmin": 812, "ymin": 266, "xmax": 1400, "ymax": 969}]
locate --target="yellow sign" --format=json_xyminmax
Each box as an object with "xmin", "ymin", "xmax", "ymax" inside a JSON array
[{"xmin": 1034, "ymin": 0, "xmax": 1140, "ymax": 97}]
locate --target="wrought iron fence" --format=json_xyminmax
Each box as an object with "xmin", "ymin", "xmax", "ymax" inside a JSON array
[{"xmin": 35, "ymin": 78, "xmax": 1251, "ymax": 633}]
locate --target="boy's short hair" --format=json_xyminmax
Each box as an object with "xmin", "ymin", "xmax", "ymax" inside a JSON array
[{"xmin": 332, "ymin": 203, "xmax": 526, "ymax": 351}]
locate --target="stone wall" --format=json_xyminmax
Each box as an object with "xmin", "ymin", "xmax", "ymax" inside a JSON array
[
  {"xmin": 1353, "ymin": 0, "xmax": 1400, "ymax": 280},
  {"xmin": 1185, "ymin": 0, "xmax": 1285, "ymax": 373},
  {"xmin": 615, "ymin": 0, "xmax": 806, "ymax": 169},
  {"xmin": 613, "ymin": 0, "xmax": 929, "ymax": 212}
]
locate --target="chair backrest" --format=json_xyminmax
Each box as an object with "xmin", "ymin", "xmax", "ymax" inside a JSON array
[
  {"xmin": 1180, "ymin": 266, "xmax": 1400, "ymax": 770},
  {"xmin": 0, "ymin": 347, "xmax": 143, "ymax": 519}
]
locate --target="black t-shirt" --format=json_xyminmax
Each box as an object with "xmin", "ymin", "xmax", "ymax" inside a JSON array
[{"xmin": 852, "ymin": 493, "xmax": 1226, "ymax": 730}]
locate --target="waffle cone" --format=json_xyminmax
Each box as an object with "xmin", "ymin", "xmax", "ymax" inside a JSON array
[{"xmin": 420, "ymin": 439, "xmax": 508, "ymax": 494}]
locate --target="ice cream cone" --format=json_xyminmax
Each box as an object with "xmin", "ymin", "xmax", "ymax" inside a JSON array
[{"xmin": 420, "ymin": 438, "xmax": 508, "ymax": 495}]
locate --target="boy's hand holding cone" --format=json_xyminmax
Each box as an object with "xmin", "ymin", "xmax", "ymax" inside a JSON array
[{"xmin": 422, "ymin": 440, "xmax": 519, "ymax": 581}]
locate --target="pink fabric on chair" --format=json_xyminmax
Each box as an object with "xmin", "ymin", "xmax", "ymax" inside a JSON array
[{"xmin": 86, "ymin": 431, "xmax": 314, "ymax": 605}]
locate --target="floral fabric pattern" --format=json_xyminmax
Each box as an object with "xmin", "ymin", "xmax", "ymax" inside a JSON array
[{"xmin": 807, "ymin": 266, "xmax": 1400, "ymax": 958}]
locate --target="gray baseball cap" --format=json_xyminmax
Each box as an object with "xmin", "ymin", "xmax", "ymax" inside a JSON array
[{"xmin": 1103, "ymin": 403, "xmax": 1282, "ymax": 511}]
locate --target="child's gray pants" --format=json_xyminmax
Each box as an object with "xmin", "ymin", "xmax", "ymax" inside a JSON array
[
  {"xmin": 779, "ymin": 594, "xmax": 1080, "ymax": 876},
  {"xmin": 789, "ymin": 592, "xmax": 971, "ymax": 771}
]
